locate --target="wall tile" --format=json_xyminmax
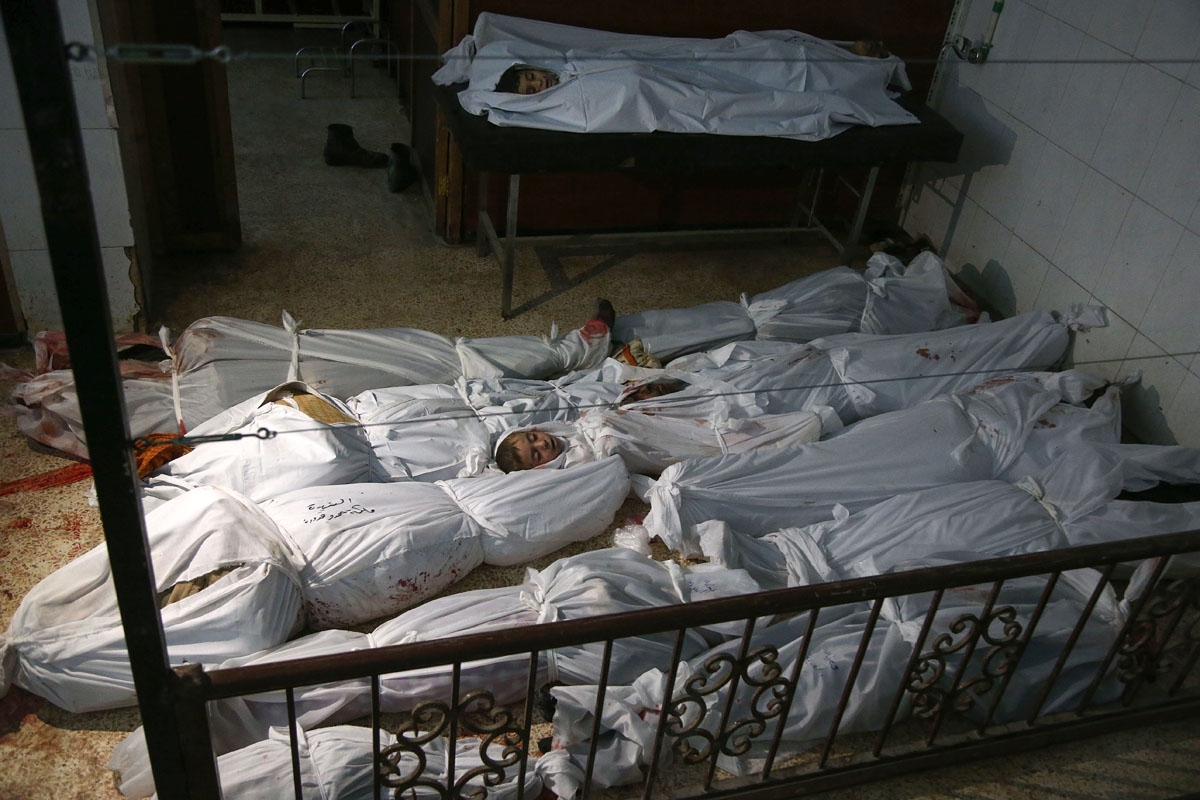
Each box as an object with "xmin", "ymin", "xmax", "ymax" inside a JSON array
[
  {"xmin": 70, "ymin": 59, "xmax": 109, "ymax": 131},
  {"xmin": 902, "ymin": 181, "xmax": 956, "ymax": 250},
  {"xmin": 56, "ymin": 0, "xmax": 97, "ymax": 44},
  {"xmin": 1051, "ymin": 167, "xmax": 1132, "ymax": 292},
  {"xmin": 81, "ymin": 129, "xmax": 132, "ymax": 248},
  {"xmin": 1047, "ymin": 36, "xmax": 1127, "ymax": 163},
  {"xmin": 1164, "ymin": 371, "xmax": 1200, "ymax": 446},
  {"xmin": 1138, "ymin": 229, "xmax": 1200, "ymax": 356},
  {"xmin": 8, "ymin": 249, "xmax": 62, "ymax": 332},
  {"xmin": 49, "ymin": 0, "xmax": 110, "ymax": 130},
  {"xmin": 971, "ymin": 112, "xmax": 1047, "ymax": 230},
  {"xmin": 1013, "ymin": 142, "xmax": 1087, "ymax": 259},
  {"xmin": 1088, "ymin": 0, "xmax": 1153, "ymax": 54},
  {"xmin": 1093, "ymin": 199, "xmax": 1183, "ymax": 325},
  {"xmin": 0, "ymin": 130, "xmax": 47, "ymax": 251},
  {"xmin": 1011, "ymin": 14, "xmax": 1084, "ymax": 134},
  {"xmin": 1002, "ymin": 236, "xmax": 1051, "ymax": 314},
  {"xmin": 954, "ymin": 204, "xmax": 1012, "ymax": 272},
  {"xmin": 101, "ymin": 246, "xmax": 139, "ymax": 330},
  {"xmin": 1034, "ymin": 264, "xmax": 1092, "ymax": 313},
  {"xmin": 0, "ymin": 17, "xmax": 23, "ymax": 130},
  {"xmin": 1117, "ymin": 335, "xmax": 1189, "ymax": 445},
  {"xmin": 957, "ymin": 1, "xmax": 1040, "ymax": 114},
  {"xmin": 1135, "ymin": 0, "xmax": 1200, "ymax": 81},
  {"xmin": 937, "ymin": 86, "xmax": 1018, "ymax": 191},
  {"xmin": 1070, "ymin": 305, "xmax": 1135, "ymax": 381},
  {"xmin": 942, "ymin": 195, "xmax": 980, "ymax": 270},
  {"xmin": 1137, "ymin": 82, "xmax": 1200, "ymax": 226},
  {"xmin": 1091, "ymin": 62, "xmax": 1181, "ymax": 193},
  {"xmin": 910, "ymin": 0, "xmax": 1200, "ymax": 448},
  {"xmin": 948, "ymin": 206, "xmax": 1017, "ymax": 314},
  {"xmin": 1046, "ymin": 0, "xmax": 1096, "ymax": 32}
]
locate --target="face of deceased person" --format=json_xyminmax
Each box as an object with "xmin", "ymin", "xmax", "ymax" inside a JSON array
[
  {"xmin": 507, "ymin": 429, "xmax": 564, "ymax": 470},
  {"xmin": 514, "ymin": 67, "xmax": 558, "ymax": 94},
  {"xmin": 618, "ymin": 379, "xmax": 687, "ymax": 406}
]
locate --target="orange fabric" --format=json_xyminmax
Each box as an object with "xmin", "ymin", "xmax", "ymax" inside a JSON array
[{"xmin": 134, "ymin": 433, "xmax": 194, "ymax": 479}]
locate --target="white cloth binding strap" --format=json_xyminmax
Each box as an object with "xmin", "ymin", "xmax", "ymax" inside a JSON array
[
  {"xmin": 1013, "ymin": 475, "xmax": 1067, "ymax": 532},
  {"xmin": 159, "ymin": 325, "xmax": 185, "ymax": 435},
  {"xmin": 281, "ymin": 310, "xmax": 301, "ymax": 384}
]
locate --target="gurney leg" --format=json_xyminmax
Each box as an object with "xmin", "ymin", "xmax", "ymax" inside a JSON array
[
  {"xmin": 477, "ymin": 173, "xmax": 490, "ymax": 257},
  {"xmin": 502, "ymin": 174, "xmax": 520, "ymax": 318},
  {"xmin": 846, "ymin": 166, "xmax": 878, "ymax": 266},
  {"xmin": 788, "ymin": 168, "xmax": 823, "ymax": 230}
]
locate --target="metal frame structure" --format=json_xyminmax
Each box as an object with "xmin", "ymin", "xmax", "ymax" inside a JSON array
[
  {"xmin": 473, "ymin": 167, "xmax": 875, "ymax": 320},
  {"xmin": 175, "ymin": 531, "xmax": 1200, "ymax": 798},
  {"xmin": 433, "ymin": 82, "xmax": 964, "ymax": 319}
]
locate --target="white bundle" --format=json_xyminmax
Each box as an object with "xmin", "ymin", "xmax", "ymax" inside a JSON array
[
  {"xmin": 573, "ymin": 406, "xmax": 829, "ymax": 476},
  {"xmin": 442, "ymin": 13, "xmax": 917, "ymax": 139},
  {"xmin": 6, "ymin": 313, "xmax": 609, "ymax": 458},
  {"xmin": 646, "ymin": 372, "xmax": 1096, "ymax": 555},
  {"xmin": 111, "ymin": 548, "xmax": 763, "ymax": 796},
  {"xmin": 0, "ymin": 487, "xmax": 304, "ymax": 712},
  {"xmin": 348, "ymin": 383, "xmax": 494, "ymax": 481},
  {"xmin": 666, "ymin": 304, "xmax": 1096, "ymax": 427},
  {"xmin": 261, "ymin": 456, "xmax": 631, "ymax": 628},
  {"xmin": 613, "ymin": 253, "xmax": 971, "ymax": 363},
  {"xmin": 147, "ymin": 381, "xmax": 374, "ymax": 503},
  {"xmin": 548, "ymin": 554, "xmax": 1124, "ymax": 788}
]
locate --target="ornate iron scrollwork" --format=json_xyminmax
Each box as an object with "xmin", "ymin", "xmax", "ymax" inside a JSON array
[
  {"xmin": 378, "ymin": 690, "xmax": 528, "ymax": 800},
  {"xmin": 909, "ymin": 606, "xmax": 1023, "ymax": 720},
  {"xmin": 665, "ymin": 646, "xmax": 793, "ymax": 764},
  {"xmin": 1117, "ymin": 577, "xmax": 1200, "ymax": 695}
]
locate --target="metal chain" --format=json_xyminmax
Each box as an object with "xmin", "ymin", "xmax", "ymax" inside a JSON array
[{"xmin": 65, "ymin": 41, "xmax": 232, "ymax": 64}]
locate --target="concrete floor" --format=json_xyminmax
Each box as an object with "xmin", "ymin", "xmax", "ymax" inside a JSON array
[{"xmin": 1, "ymin": 23, "xmax": 1199, "ymax": 800}]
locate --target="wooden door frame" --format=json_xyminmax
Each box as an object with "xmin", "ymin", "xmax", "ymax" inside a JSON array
[{"xmin": 93, "ymin": 0, "xmax": 241, "ymax": 327}]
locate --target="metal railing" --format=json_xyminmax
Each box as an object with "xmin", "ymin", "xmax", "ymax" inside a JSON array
[{"xmin": 171, "ymin": 529, "xmax": 1200, "ymax": 798}]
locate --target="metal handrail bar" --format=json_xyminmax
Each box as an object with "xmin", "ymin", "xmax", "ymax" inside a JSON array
[{"xmin": 192, "ymin": 529, "xmax": 1200, "ymax": 699}]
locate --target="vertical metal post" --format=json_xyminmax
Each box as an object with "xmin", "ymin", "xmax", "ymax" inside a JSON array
[
  {"xmin": 476, "ymin": 172, "xmax": 490, "ymax": 256},
  {"xmin": 845, "ymin": 166, "xmax": 879, "ymax": 265},
  {"xmin": 501, "ymin": 174, "xmax": 520, "ymax": 318},
  {"xmin": 0, "ymin": 3, "xmax": 216, "ymax": 797}
]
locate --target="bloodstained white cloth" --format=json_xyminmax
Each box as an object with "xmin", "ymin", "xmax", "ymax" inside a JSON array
[{"xmin": 0, "ymin": 487, "xmax": 305, "ymax": 713}]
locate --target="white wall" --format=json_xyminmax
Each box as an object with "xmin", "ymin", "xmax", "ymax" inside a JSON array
[
  {"xmin": 0, "ymin": 0, "xmax": 139, "ymax": 334},
  {"xmin": 904, "ymin": 0, "xmax": 1200, "ymax": 446}
]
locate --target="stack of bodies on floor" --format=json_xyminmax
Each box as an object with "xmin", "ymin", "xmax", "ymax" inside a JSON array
[
  {"xmin": 2, "ymin": 252, "xmax": 968, "ymax": 460},
  {"xmin": 116, "ymin": 402, "xmax": 1200, "ymax": 791},
  {"xmin": 4, "ymin": 255, "xmax": 1199, "ymax": 799},
  {"xmin": 141, "ymin": 293, "xmax": 1092, "ymax": 504},
  {"xmin": 7, "ymin": 254, "xmax": 981, "ymax": 715}
]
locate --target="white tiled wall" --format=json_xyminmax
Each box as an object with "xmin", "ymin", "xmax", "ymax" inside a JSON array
[
  {"xmin": 0, "ymin": 0, "xmax": 138, "ymax": 333},
  {"xmin": 904, "ymin": 0, "xmax": 1200, "ymax": 445}
]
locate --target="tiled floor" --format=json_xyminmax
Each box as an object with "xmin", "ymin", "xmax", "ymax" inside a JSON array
[{"xmin": 1, "ymin": 23, "xmax": 1198, "ymax": 800}]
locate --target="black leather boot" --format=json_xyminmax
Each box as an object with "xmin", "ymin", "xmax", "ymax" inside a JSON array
[
  {"xmin": 387, "ymin": 143, "xmax": 419, "ymax": 192},
  {"xmin": 323, "ymin": 123, "xmax": 387, "ymax": 167}
]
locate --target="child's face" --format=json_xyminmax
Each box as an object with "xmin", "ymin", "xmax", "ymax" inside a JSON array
[
  {"xmin": 509, "ymin": 429, "xmax": 564, "ymax": 469},
  {"xmin": 516, "ymin": 68, "xmax": 558, "ymax": 95}
]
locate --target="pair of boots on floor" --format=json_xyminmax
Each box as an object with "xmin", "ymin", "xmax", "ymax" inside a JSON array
[{"xmin": 323, "ymin": 123, "xmax": 417, "ymax": 193}]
